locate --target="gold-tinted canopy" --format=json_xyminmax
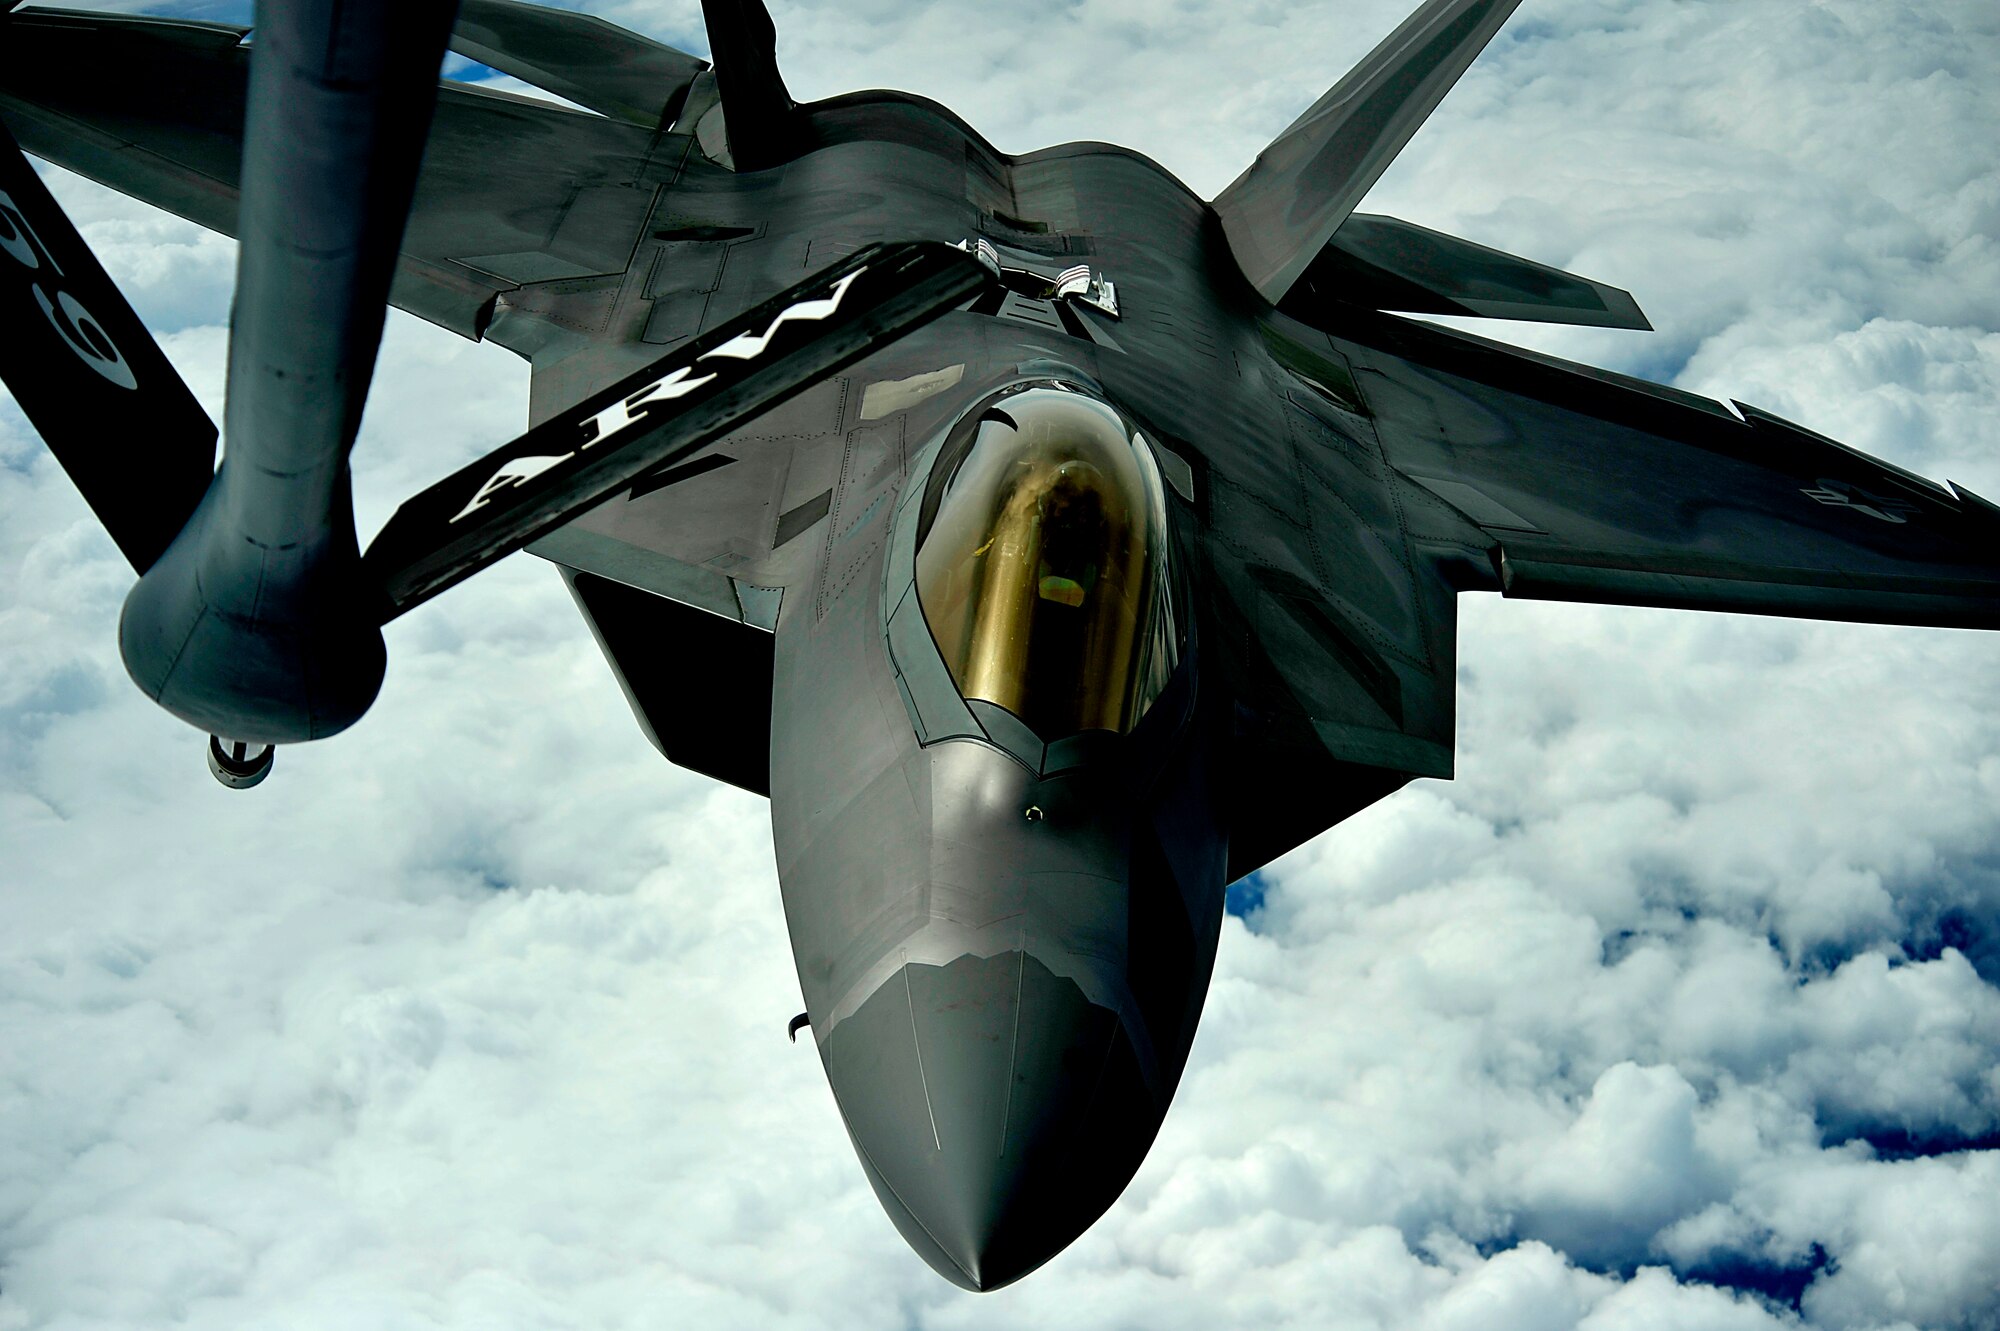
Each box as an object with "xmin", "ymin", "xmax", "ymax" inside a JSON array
[{"xmin": 916, "ymin": 386, "xmax": 1176, "ymax": 738}]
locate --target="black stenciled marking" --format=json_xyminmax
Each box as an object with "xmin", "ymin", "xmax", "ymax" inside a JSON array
[
  {"xmin": 653, "ymin": 224, "xmax": 757, "ymax": 242},
  {"xmin": 627, "ymin": 452, "xmax": 737, "ymax": 501},
  {"xmin": 774, "ymin": 489, "xmax": 832, "ymax": 548}
]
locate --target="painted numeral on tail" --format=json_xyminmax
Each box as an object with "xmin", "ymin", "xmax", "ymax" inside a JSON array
[{"xmin": 0, "ymin": 189, "xmax": 138, "ymax": 390}]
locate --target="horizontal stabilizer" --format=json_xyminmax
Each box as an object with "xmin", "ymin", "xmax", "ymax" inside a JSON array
[
  {"xmin": 451, "ymin": 0, "xmax": 708, "ymax": 129},
  {"xmin": 0, "ymin": 118, "xmax": 215, "ymax": 572},
  {"xmin": 1214, "ymin": 0, "xmax": 1524, "ymax": 304},
  {"xmin": 1284, "ymin": 213, "xmax": 1651, "ymax": 331},
  {"xmin": 363, "ymin": 242, "xmax": 990, "ymax": 619}
]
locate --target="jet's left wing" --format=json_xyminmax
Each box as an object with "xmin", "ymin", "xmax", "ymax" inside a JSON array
[
  {"xmin": 450, "ymin": 0, "xmax": 709, "ymax": 128},
  {"xmin": 0, "ymin": 5, "xmax": 670, "ymax": 343},
  {"xmin": 1329, "ymin": 312, "xmax": 2000, "ymax": 626}
]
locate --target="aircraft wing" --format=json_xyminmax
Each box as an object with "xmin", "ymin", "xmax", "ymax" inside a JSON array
[
  {"xmin": 1332, "ymin": 312, "xmax": 2000, "ymax": 626},
  {"xmin": 0, "ymin": 6, "xmax": 669, "ymax": 343}
]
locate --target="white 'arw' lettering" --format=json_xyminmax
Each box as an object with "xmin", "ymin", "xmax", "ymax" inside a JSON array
[
  {"xmin": 578, "ymin": 363, "xmax": 716, "ymax": 454},
  {"xmin": 448, "ymin": 452, "xmax": 569, "ymax": 523},
  {"xmin": 702, "ymin": 269, "xmax": 865, "ymax": 361},
  {"xmin": 447, "ymin": 264, "xmax": 870, "ymax": 525},
  {"xmin": 448, "ymin": 363, "xmax": 719, "ymax": 524}
]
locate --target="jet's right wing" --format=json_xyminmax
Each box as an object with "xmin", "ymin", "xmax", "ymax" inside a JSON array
[{"xmin": 1328, "ymin": 311, "xmax": 2000, "ymax": 627}]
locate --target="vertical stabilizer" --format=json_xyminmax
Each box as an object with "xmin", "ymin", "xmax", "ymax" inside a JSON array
[
  {"xmin": 0, "ymin": 117, "xmax": 217, "ymax": 572},
  {"xmin": 698, "ymin": 0, "xmax": 795, "ymax": 170},
  {"xmin": 1213, "ymin": 0, "xmax": 1524, "ymax": 304}
]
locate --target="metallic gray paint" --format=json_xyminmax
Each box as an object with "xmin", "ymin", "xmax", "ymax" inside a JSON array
[
  {"xmin": 11, "ymin": 0, "xmax": 2000, "ymax": 1289},
  {"xmin": 1213, "ymin": 0, "xmax": 1527, "ymax": 302}
]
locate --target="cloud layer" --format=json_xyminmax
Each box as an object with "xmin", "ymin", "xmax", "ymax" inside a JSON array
[{"xmin": 4, "ymin": 1, "xmax": 1999, "ymax": 1327}]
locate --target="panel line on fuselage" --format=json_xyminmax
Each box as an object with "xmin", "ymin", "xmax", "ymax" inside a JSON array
[{"xmin": 904, "ymin": 955, "xmax": 944, "ymax": 1152}]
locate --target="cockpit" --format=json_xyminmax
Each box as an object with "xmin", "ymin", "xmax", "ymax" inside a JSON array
[{"xmin": 914, "ymin": 384, "xmax": 1178, "ymax": 740}]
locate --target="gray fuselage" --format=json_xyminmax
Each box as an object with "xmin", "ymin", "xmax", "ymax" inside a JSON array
[{"xmin": 547, "ymin": 92, "xmax": 1462, "ymax": 1289}]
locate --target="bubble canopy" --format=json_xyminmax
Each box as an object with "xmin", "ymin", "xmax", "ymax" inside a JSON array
[{"xmin": 915, "ymin": 384, "xmax": 1177, "ymax": 739}]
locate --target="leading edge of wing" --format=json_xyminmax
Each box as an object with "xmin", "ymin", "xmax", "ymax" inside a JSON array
[
  {"xmin": 1330, "ymin": 311, "xmax": 2000, "ymax": 628},
  {"xmin": 0, "ymin": 5, "xmax": 663, "ymax": 342},
  {"xmin": 450, "ymin": 0, "xmax": 708, "ymax": 129}
]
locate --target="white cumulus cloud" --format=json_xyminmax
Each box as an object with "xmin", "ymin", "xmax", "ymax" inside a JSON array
[{"xmin": 3, "ymin": 0, "xmax": 1998, "ymax": 1327}]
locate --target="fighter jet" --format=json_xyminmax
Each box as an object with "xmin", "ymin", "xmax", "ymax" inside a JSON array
[{"xmin": 4, "ymin": 0, "xmax": 1996, "ymax": 1292}]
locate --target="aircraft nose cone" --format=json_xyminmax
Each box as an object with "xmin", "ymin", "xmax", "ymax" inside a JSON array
[{"xmin": 820, "ymin": 950, "xmax": 1156, "ymax": 1291}]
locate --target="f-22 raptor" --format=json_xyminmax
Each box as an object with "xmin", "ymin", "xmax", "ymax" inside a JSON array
[{"xmin": 4, "ymin": 0, "xmax": 1996, "ymax": 1291}]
